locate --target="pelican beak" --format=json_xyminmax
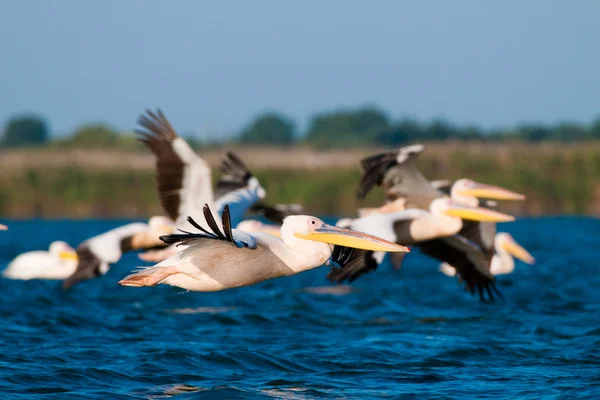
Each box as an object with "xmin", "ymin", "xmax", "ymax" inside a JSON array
[
  {"xmin": 0, "ymin": 224, "xmax": 7, "ymax": 230},
  {"xmin": 458, "ymin": 182, "xmax": 525, "ymax": 201},
  {"xmin": 503, "ymin": 238, "xmax": 535, "ymax": 264},
  {"xmin": 59, "ymin": 251, "xmax": 78, "ymax": 261},
  {"xmin": 295, "ymin": 224, "xmax": 410, "ymax": 253},
  {"xmin": 443, "ymin": 204, "xmax": 515, "ymax": 222}
]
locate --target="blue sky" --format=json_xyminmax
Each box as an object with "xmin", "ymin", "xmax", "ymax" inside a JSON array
[{"xmin": 1, "ymin": 0, "xmax": 599, "ymax": 138}]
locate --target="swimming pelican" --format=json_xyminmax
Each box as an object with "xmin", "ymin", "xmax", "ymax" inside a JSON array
[
  {"xmin": 440, "ymin": 232, "xmax": 534, "ymax": 277},
  {"xmin": 62, "ymin": 216, "xmax": 174, "ymax": 289},
  {"xmin": 3, "ymin": 241, "xmax": 78, "ymax": 280},
  {"xmin": 327, "ymin": 198, "xmax": 515, "ymax": 299},
  {"xmin": 118, "ymin": 204, "xmax": 409, "ymax": 291}
]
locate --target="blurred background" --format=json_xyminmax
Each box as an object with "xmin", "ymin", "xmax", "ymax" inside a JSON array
[{"xmin": 1, "ymin": 0, "xmax": 599, "ymax": 218}]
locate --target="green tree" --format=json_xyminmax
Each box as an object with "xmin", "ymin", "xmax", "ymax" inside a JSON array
[
  {"xmin": 69, "ymin": 124, "xmax": 120, "ymax": 147},
  {"xmin": 2, "ymin": 115, "xmax": 49, "ymax": 147},
  {"xmin": 239, "ymin": 113, "xmax": 296, "ymax": 145},
  {"xmin": 305, "ymin": 107, "xmax": 390, "ymax": 148}
]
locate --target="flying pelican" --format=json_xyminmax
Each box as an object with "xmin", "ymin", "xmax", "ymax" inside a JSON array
[
  {"xmin": 357, "ymin": 144, "xmax": 524, "ymax": 205},
  {"xmin": 137, "ymin": 219, "xmax": 287, "ymax": 263},
  {"xmin": 440, "ymin": 232, "xmax": 534, "ymax": 277},
  {"xmin": 3, "ymin": 241, "xmax": 78, "ymax": 280},
  {"xmin": 63, "ymin": 110, "xmax": 276, "ymax": 288},
  {"xmin": 0, "ymin": 224, "xmax": 7, "ymax": 230},
  {"xmin": 355, "ymin": 145, "xmax": 525, "ymax": 290},
  {"xmin": 118, "ymin": 204, "xmax": 409, "ymax": 291},
  {"xmin": 62, "ymin": 216, "xmax": 174, "ymax": 289},
  {"xmin": 326, "ymin": 197, "xmax": 515, "ymax": 299},
  {"xmin": 137, "ymin": 109, "xmax": 269, "ymax": 229}
]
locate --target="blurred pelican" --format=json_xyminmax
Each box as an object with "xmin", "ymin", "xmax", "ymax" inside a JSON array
[
  {"xmin": 62, "ymin": 216, "xmax": 174, "ymax": 289},
  {"xmin": 118, "ymin": 204, "xmax": 409, "ymax": 291},
  {"xmin": 0, "ymin": 224, "xmax": 7, "ymax": 230},
  {"xmin": 357, "ymin": 144, "xmax": 524, "ymax": 205},
  {"xmin": 3, "ymin": 241, "xmax": 78, "ymax": 280},
  {"xmin": 327, "ymin": 197, "xmax": 514, "ymax": 299},
  {"xmin": 440, "ymin": 232, "xmax": 534, "ymax": 277},
  {"xmin": 137, "ymin": 109, "xmax": 267, "ymax": 230}
]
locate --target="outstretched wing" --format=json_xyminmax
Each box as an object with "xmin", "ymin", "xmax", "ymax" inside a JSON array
[
  {"xmin": 62, "ymin": 245, "xmax": 104, "ymax": 289},
  {"xmin": 357, "ymin": 144, "xmax": 439, "ymax": 201},
  {"xmin": 416, "ymin": 235, "xmax": 502, "ymax": 302},
  {"xmin": 214, "ymin": 152, "xmax": 266, "ymax": 226},
  {"xmin": 160, "ymin": 204, "xmax": 257, "ymax": 250},
  {"xmin": 136, "ymin": 109, "xmax": 215, "ymax": 226},
  {"xmin": 326, "ymin": 246, "xmax": 378, "ymax": 284},
  {"xmin": 248, "ymin": 202, "xmax": 304, "ymax": 223}
]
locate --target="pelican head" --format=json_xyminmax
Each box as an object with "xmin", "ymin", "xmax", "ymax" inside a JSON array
[
  {"xmin": 495, "ymin": 233, "xmax": 535, "ymax": 264},
  {"xmin": 451, "ymin": 179, "xmax": 525, "ymax": 207},
  {"xmin": 430, "ymin": 198, "xmax": 515, "ymax": 223},
  {"xmin": 282, "ymin": 216, "xmax": 410, "ymax": 253},
  {"xmin": 49, "ymin": 241, "xmax": 78, "ymax": 261}
]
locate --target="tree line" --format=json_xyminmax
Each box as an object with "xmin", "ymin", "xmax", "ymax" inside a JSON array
[{"xmin": 3, "ymin": 108, "xmax": 600, "ymax": 149}]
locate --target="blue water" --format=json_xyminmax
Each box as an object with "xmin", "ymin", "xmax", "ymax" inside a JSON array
[{"xmin": 0, "ymin": 217, "xmax": 599, "ymax": 399}]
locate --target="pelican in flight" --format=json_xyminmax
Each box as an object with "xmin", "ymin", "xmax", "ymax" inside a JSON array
[
  {"xmin": 440, "ymin": 232, "xmax": 534, "ymax": 277},
  {"xmin": 63, "ymin": 109, "xmax": 274, "ymax": 288},
  {"xmin": 137, "ymin": 218, "xmax": 287, "ymax": 263},
  {"xmin": 118, "ymin": 204, "xmax": 409, "ymax": 291},
  {"xmin": 327, "ymin": 198, "xmax": 514, "ymax": 297},
  {"xmin": 357, "ymin": 144, "xmax": 524, "ymax": 206},
  {"xmin": 0, "ymin": 224, "xmax": 7, "ymax": 230},
  {"xmin": 62, "ymin": 216, "xmax": 174, "ymax": 289},
  {"xmin": 3, "ymin": 241, "xmax": 78, "ymax": 280},
  {"xmin": 137, "ymin": 109, "xmax": 268, "ymax": 230}
]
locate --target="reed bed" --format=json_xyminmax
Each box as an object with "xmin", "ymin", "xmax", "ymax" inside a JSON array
[{"xmin": 1, "ymin": 142, "xmax": 598, "ymax": 218}]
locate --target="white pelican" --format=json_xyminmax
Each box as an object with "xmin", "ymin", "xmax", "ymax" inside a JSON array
[
  {"xmin": 3, "ymin": 241, "xmax": 78, "ymax": 280},
  {"xmin": 62, "ymin": 216, "xmax": 174, "ymax": 289},
  {"xmin": 118, "ymin": 204, "xmax": 409, "ymax": 291},
  {"xmin": 327, "ymin": 198, "xmax": 515, "ymax": 300},
  {"xmin": 137, "ymin": 219, "xmax": 285, "ymax": 263},
  {"xmin": 136, "ymin": 109, "xmax": 268, "ymax": 229},
  {"xmin": 0, "ymin": 224, "xmax": 7, "ymax": 230},
  {"xmin": 440, "ymin": 232, "xmax": 534, "ymax": 277}
]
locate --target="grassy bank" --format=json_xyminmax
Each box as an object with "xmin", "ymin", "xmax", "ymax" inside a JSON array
[{"xmin": 0, "ymin": 142, "xmax": 599, "ymax": 218}]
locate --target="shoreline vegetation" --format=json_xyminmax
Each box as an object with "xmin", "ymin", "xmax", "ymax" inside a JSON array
[{"xmin": 1, "ymin": 142, "xmax": 599, "ymax": 218}]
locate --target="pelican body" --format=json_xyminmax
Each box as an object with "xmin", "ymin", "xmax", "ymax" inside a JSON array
[
  {"xmin": 119, "ymin": 205, "xmax": 409, "ymax": 292},
  {"xmin": 62, "ymin": 217, "xmax": 174, "ymax": 289},
  {"xmin": 3, "ymin": 241, "xmax": 78, "ymax": 280}
]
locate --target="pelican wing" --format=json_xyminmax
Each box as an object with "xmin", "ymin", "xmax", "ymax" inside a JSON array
[
  {"xmin": 416, "ymin": 235, "xmax": 502, "ymax": 301},
  {"xmin": 160, "ymin": 204, "xmax": 257, "ymax": 250},
  {"xmin": 63, "ymin": 222, "xmax": 150, "ymax": 289},
  {"xmin": 136, "ymin": 109, "xmax": 215, "ymax": 226},
  {"xmin": 63, "ymin": 245, "xmax": 103, "ymax": 289},
  {"xmin": 327, "ymin": 246, "xmax": 378, "ymax": 284},
  {"xmin": 214, "ymin": 152, "xmax": 266, "ymax": 226},
  {"xmin": 457, "ymin": 220, "xmax": 497, "ymax": 266},
  {"xmin": 357, "ymin": 144, "xmax": 440, "ymax": 201},
  {"xmin": 249, "ymin": 202, "xmax": 304, "ymax": 223}
]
